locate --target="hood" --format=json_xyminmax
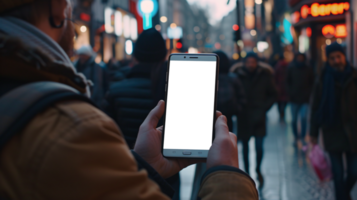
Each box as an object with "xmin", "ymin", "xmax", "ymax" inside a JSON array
[
  {"xmin": 0, "ymin": 33, "xmax": 90, "ymax": 95},
  {"xmin": 230, "ymin": 61, "xmax": 274, "ymax": 75}
]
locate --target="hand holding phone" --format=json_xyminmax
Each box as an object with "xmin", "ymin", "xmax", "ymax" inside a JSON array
[{"xmin": 134, "ymin": 100, "xmax": 238, "ymax": 179}]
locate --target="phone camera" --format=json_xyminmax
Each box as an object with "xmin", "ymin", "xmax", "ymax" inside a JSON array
[{"xmin": 184, "ymin": 56, "xmax": 186, "ymax": 58}]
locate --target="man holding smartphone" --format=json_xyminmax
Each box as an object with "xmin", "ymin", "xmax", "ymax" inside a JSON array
[{"xmin": 0, "ymin": 0, "xmax": 258, "ymax": 199}]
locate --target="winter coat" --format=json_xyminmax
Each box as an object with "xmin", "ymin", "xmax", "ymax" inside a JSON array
[
  {"xmin": 274, "ymin": 60, "xmax": 289, "ymax": 101},
  {"xmin": 233, "ymin": 66, "xmax": 278, "ymax": 139},
  {"xmin": 310, "ymin": 68, "xmax": 357, "ymax": 153},
  {"xmin": 217, "ymin": 73, "xmax": 246, "ymax": 131},
  {"xmin": 74, "ymin": 57, "xmax": 106, "ymax": 109},
  {"xmin": 286, "ymin": 62, "xmax": 315, "ymax": 104},
  {"xmin": 106, "ymin": 63, "xmax": 158, "ymax": 148},
  {"xmin": 0, "ymin": 32, "xmax": 258, "ymax": 200}
]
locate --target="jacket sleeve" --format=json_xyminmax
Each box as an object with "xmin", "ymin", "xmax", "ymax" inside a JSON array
[
  {"xmin": 35, "ymin": 107, "xmax": 171, "ymax": 200},
  {"xmin": 230, "ymin": 73, "xmax": 246, "ymax": 114},
  {"xmin": 264, "ymin": 73, "xmax": 278, "ymax": 111},
  {"xmin": 198, "ymin": 166, "xmax": 259, "ymax": 200},
  {"xmin": 310, "ymin": 81, "xmax": 322, "ymax": 138}
]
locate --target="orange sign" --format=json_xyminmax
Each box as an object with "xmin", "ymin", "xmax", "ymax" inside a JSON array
[
  {"xmin": 335, "ymin": 24, "xmax": 347, "ymax": 38},
  {"xmin": 322, "ymin": 24, "xmax": 347, "ymax": 38},
  {"xmin": 300, "ymin": 2, "xmax": 349, "ymax": 19}
]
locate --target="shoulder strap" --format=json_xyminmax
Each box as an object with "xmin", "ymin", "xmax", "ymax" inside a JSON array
[{"xmin": 0, "ymin": 81, "xmax": 94, "ymax": 150}]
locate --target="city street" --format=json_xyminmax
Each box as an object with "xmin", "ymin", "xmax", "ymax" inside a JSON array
[{"xmin": 180, "ymin": 105, "xmax": 357, "ymax": 200}]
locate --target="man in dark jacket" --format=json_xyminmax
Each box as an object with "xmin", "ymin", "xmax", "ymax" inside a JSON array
[
  {"xmin": 233, "ymin": 52, "xmax": 278, "ymax": 188},
  {"xmin": 287, "ymin": 53, "xmax": 314, "ymax": 146},
  {"xmin": 107, "ymin": 28, "xmax": 166, "ymax": 149},
  {"xmin": 310, "ymin": 42, "xmax": 357, "ymax": 200},
  {"xmin": 214, "ymin": 51, "xmax": 246, "ymax": 131},
  {"xmin": 106, "ymin": 28, "xmax": 184, "ymax": 199},
  {"xmin": 74, "ymin": 45, "xmax": 106, "ymax": 110}
]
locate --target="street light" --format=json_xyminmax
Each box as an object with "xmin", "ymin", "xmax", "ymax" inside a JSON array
[
  {"xmin": 255, "ymin": 0, "xmax": 262, "ymax": 4},
  {"xmin": 170, "ymin": 23, "xmax": 177, "ymax": 29},
  {"xmin": 160, "ymin": 16, "xmax": 167, "ymax": 23},
  {"xmin": 80, "ymin": 25, "xmax": 87, "ymax": 33},
  {"xmin": 137, "ymin": 0, "xmax": 158, "ymax": 30},
  {"xmin": 250, "ymin": 29, "xmax": 257, "ymax": 36}
]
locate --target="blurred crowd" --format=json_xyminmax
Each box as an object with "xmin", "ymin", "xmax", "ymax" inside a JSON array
[
  {"xmin": 0, "ymin": 1, "xmax": 356, "ymax": 200},
  {"xmin": 74, "ymin": 27, "xmax": 357, "ymax": 200}
]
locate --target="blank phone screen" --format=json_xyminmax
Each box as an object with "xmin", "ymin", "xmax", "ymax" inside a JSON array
[{"xmin": 163, "ymin": 59, "xmax": 217, "ymax": 151}]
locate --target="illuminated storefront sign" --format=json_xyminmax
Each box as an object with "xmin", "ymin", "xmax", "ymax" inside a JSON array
[
  {"xmin": 105, "ymin": 7, "xmax": 138, "ymax": 40},
  {"xmin": 322, "ymin": 24, "xmax": 347, "ymax": 38},
  {"xmin": 300, "ymin": 2, "xmax": 349, "ymax": 19},
  {"xmin": 137, "ymin": 0, "xmax": 158, "ymax": 30},
  {"xmin": 244, "ymin": 0, "xmax": 255, "ymax": 29}
]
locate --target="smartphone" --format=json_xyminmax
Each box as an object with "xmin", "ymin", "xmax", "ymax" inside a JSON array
[{"xmin": 162, "ymin": 53, "xmax": 219, "ymax": 158}]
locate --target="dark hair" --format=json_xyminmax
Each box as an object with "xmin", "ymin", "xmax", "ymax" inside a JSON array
[{"xmin": 0, "ymin": 0, "xmax": 49, "ymax": 25}]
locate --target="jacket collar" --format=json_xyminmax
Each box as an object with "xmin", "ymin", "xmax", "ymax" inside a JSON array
[
  {"xmin": 0, "ymin": 33, "xmax": 90, "ymax": 94},
  {"xmin": 319, "ymin": 66, "xmax": 357, "ymax": 88},
  {"xmin": 127, "ymin": 63, "xmax": 156, "ymax": 79}
]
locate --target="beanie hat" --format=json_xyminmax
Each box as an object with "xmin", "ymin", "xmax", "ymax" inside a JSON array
[
  {"xmin": 76, "ymin": 45, "xmax": 94, "ymax": 56},
  {"xmin": 325, "ymin": 42, "xmax": 345, "ymax": 57},
  {"xmin": 133, "ymin": 28, "xmax": 167, "ymax": 63},
  {"xmin": 244, "ymin": 52, "xmax": 259, "ymax": 61},
  {"xmin": 213, "ymin": 51, "xmax": 230, "ymax": 74},
  {"xmin": 0, "ymin": 0, "xmax": 34, "ymax": 13}
]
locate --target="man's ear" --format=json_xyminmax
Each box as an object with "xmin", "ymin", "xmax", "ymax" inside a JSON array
[{"xmin": 50, "ymin": 0, "xmax": 69, "ymax": 26}]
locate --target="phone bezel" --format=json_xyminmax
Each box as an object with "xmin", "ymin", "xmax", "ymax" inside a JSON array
[{"xmin": 161, "ymin": 53, "xmax": 219, "ymax": 158}]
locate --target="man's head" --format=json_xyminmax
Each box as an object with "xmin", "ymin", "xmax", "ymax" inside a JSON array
[
  {"xmin": 244, "ymin": 52, "xmax": 258, "ymax": 72},
  {"xmin": 133, "ymin": 28, "xmax": 167, "ymax": 63},
  {"xmin": 326, "ymin": 42, "xmax": 346, "ymax": 71},
  {"xmin": 76, "ymin": 45, "xmax": 93, "ymax": 64},
  {"xmin": 0, "ymin": 0, "xmax": 75, "ymax": 57},
  {"xmin": 295, "ymin": 53, "xmax": 306, "ymax": 63}
]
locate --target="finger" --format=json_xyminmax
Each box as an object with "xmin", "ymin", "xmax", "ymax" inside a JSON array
[
  {"xmin": 229, "ymin": 132, "xmax": 237, "ymax": 144},
  {"xmin": 214, "ymin": 115, "xmax": 229, "ymax": 140},
  {"xmin": 216, "ymin": 111, "xmax": 222, "ymax": 119},
  {"xmin": 141, "ymin": 100, "xmax": 165, "ymax": 129},
  {"xmin": 175, "ymin": 158, "xmax": 206, "ymax": 169},
  {"xmin": 157, "ymin": 126, "xmax": 163, "ymax": 132}
]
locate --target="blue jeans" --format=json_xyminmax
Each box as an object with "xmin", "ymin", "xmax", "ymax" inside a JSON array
[
  {"xmin": 329, "ymin": 152, "xmax": 357, "ymax": 200},
  {"xmin": 290, "ymin": 103, "xmax": 308, "ymax": 142},
  {"xmin": 241, "ymin": 136, "xmax": 265, "ymax": 175}
]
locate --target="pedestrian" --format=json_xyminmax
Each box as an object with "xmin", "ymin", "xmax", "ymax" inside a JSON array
[
  {"xmin": 274, "ymin": 54, "xmax": 289, "ymax": 121},
  {"xmin": 214, "ymin": 51, "xmax": 246, "ymax": 132},
  {"xmin": 233, "ymin": 52, "xmax": 278, "ymax": 188},
  {"xmin": 286, "ymin": 53, "xmax": 314, "ymax": 146},
  {"xmin": 105, "ymin": 28, "xmax": 183, "ymax": 200},
  {"xmin": 74, "ymin": 45, "xmax": 106, "ymax": 110},
  {"xmin": 0, "ymin": 1, "xmax": 258, "ymax": 200},
  {"xmin": 310, "ymin": 42, "xmax": 357, "ymax": 200},
  {"xmin": 106, "ymin": 28, "xmax": 167, "ymax": 149}
]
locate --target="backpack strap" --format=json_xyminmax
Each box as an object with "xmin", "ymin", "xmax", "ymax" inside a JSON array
[{"xmin": 0, "ymin": 81, "xmax": 94, "ymax": 150}]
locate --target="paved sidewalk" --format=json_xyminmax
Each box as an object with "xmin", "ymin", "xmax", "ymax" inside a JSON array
[{"xmin": 179, "ymin": 105, "xmax": 357, "ymax": 200}]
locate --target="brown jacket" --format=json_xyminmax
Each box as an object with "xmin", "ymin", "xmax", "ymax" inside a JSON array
[{"xmin": 0, "ymin": 33, "xmax": 259, "ymax": 199}]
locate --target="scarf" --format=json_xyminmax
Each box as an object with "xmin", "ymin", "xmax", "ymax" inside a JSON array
[
  {"xmin": 317, "ymin": 62, "xmax": 352, "ymax": 126},
  {"xmin": 0, "ymin": 17, "xmax": 90, "ymax": 95}
]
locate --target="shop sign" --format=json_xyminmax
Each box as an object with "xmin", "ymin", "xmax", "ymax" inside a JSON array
[
  {"xmin": 292, "ymin": 2, "xmax": 350, "ymax": 24},
  {"xmin": 167, "ymin": 26, "xmax": 183, "ymax": 39},
  {"xmin": 322, "ymin": 24, "xmax": 347, "ymax": 38},
  {"xmin": 244, "ymin": 0, "xmax": 255, "ymax": 29},
  {"xmin": 105, "ymin": 7, "xmax": 138, "ymax": 40},
  {"xmin": 137, "ymin": 0, "xmax": 158, "ymax": 30},
  {"xmin": 301, "ymin": 2, "xmax": 349, "ymax": 19}
]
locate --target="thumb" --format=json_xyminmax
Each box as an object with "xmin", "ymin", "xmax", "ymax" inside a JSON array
[
  {"xmin": 214, "ymin": 115, "xmax": 229, "ymax": 140},
  {"xmin": 142, "ymin": 100, "xmax": 165, "ymax": 129}
]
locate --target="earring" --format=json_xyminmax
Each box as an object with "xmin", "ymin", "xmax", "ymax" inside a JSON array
[
  {"xmin": 49, "ymin": 16, "xmax": 64, "ymax": 28},
  {"xmin": 48, "ymin": 0, "xmax": 64, "ymax": 29}
]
